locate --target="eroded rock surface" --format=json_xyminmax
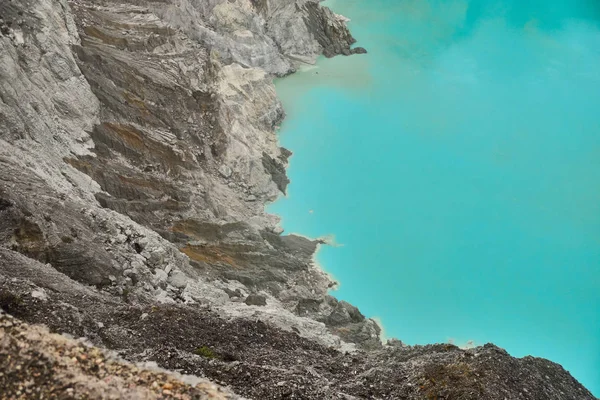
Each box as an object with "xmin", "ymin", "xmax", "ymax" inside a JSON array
[{"xmin": 0, "ymin": 0, "xmax": 596, "ymax": 399}]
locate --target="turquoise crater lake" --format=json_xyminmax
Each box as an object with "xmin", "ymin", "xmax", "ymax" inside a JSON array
[{"xmin": 269, "ymin": 0, "xmax": 600, "ymax": 394}]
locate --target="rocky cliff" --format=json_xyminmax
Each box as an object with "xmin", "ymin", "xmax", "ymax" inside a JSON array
[{"xmin": 0, "ymin": 0, "xmax": 595, "ymax": 399}]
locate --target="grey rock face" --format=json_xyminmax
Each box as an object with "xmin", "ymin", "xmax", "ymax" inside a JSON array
[
  {"xmin": 244, "ymin": 293, "xmax": 267, "ymax": 306},
  {"xmin": 0, "ymin": 0, "xmax": 595, "ymax": 399},
  {"xmin": 0, "ymin": 0, "xmax": 374, "ymax": 353}
]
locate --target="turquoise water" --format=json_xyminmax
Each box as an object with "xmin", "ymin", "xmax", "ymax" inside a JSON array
[{"xmin": 269, "ymin": 0, "xmax": 600, "ymax": 394}]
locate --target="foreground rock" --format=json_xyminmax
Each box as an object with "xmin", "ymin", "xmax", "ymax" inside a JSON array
[
  {"xmin": 0, "ymin": 311, "xmax": 240, "ymax": 399},
  {"xmin": 0, "ymin": 0, "xmax": 596, "ymax": 398}
]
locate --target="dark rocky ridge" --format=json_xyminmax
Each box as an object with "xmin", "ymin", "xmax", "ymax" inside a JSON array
[
  {"xmin": 1, "ymin": 249, "xmax": 596, "ymax": 399},
  {"xmin": 0, "ymin": 0, "xmax": 596, "ymax": 398}
]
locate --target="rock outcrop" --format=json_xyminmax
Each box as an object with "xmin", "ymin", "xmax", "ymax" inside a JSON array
[{"xmin": 0, "ymin": 0, "xmax": 596, "ymax": 399}]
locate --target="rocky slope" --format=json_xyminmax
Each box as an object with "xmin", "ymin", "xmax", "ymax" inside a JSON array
[{"xmin": 0, "ymin": 0, "xmax": 596, "ymax": 399}]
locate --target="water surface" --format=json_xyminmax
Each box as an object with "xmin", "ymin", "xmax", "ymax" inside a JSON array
[{"xmin": 270, "ymin": 0, "xmax": 600, "ymax": 393}]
